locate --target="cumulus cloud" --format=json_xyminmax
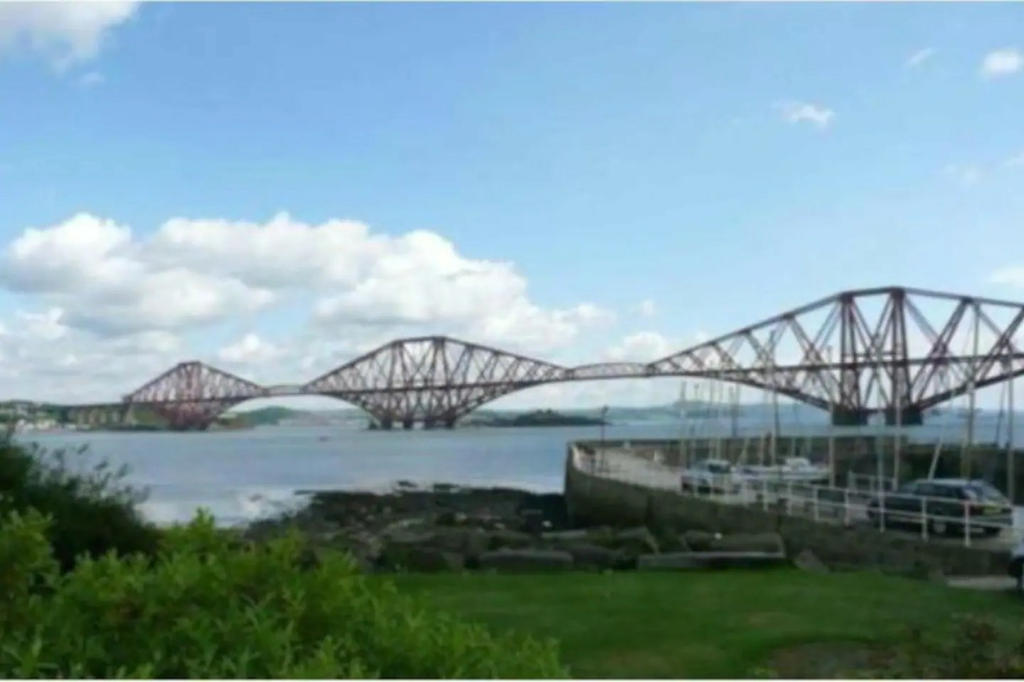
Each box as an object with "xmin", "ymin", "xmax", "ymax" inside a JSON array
[
  {"xmin": 981, "ymin": 48, "xmax": 1022, "ymax": 79},
  {"xmin": 0, "ymin": 2, "xmax": 138, "ymax": 70},
  {"xmin": 635, "ymin": 299, "xmax": 657, "ymax": 318},
  {"xmin": 152, "ymin": 212, "xmax": 613, "ymax": 352},
  {"xmin": 990, "ymin": 266, "xmax": 1024, "ymax": 288},
  {"xmin": 774, "ymin": 100, "xmax": 834, "ymax": 129},
  {"xmin": 218, "ymin": 334, "xmax": 285, "ymax": 365},
  {"xmin": 1, "ymin": 213, "xmax": 276, "ymax": 335},
  {"xmin": 606, "ymin": 332, "xmax": 675, "ymax": 362},
  {"xmin": 0, "ymin": 211, "xmax": 618, "ymax": 398},
  {"xmin": 0, "ymin": 319, "xmax": 185, "ymax": 403},
  {"xmin": 905, "ymin": 47, "xmax": 935, "ymax": 68},
  {"xmin": 14, "ymin": 307, "xmax": 69, "ymax": 341}
]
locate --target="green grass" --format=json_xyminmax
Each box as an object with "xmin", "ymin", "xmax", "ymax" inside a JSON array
[{"xmin": 389, "ymin": 568, "xmax": 1024, "ymax": 678}]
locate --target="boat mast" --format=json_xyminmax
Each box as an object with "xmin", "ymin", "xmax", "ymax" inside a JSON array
[
  {"xmin": 927, "ymin": 364, "xmax": 949, "ymax": 479},
  {"xmin": 679, "ymin": 381, "xmax": 687, "ymax": 467},
  {"xmin": 1009, "ymin": 365, "xmax": 1016, "ymax": 503},
  {"xmin": 731, "ymin": 384, "xmax": 740, "ymax": 463},
  {"xmin": 827, "ymin": 344, "xmax": 836, "ymax": 487},
  {"xmin": 961, "ymin": 302, "xmax": 980, "ymax": 479},
  {"xmin": 720, "ymin": 376, "xmax": 727, "ymax": 460},
  {"xmin": 711, "ymin": 373, "xmax": 719, "ymax": 460},
  {"xmin": 770, "ymin": 338, "xmax": 780, "ymax": 469},
  {"xmin": 691, "ymin": 381, "xmax": 700, "ymax": 465},
  {"xmin": 894, "ymin": 370, "xmax": 902, "ymax": 485}
]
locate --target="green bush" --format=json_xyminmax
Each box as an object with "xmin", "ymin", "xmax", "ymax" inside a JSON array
[
  {"xmin": 0, "ymin": 510, "xmax": 567, "ymax": 678},
  {"xmin": 0, "ymin": 434, "xmax": 159, "ymax": 570},
  {"xmin": 860, "ymin": 615, "xmax": 1024, "ymax": 678}
]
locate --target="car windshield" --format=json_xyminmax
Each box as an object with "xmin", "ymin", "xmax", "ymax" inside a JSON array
[
  {"xmin": 707, "ymin": 463, "xmax": 731, "ymax": 474},
  {"xmin": 966, "ymin": 482, "xmax": 1008, "ymax": 503}
]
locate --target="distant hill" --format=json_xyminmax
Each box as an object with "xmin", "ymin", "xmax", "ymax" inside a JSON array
[
  {"xmin": 230, "ymin": 406, "xmax": 302, "ymax": 427},
  {"xmin": 463, "ymin": 409, "xmax": 607, "ymax": 428}
]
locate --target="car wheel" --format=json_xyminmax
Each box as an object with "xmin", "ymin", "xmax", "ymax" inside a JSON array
[{"xmin": 929, "ymin": 519, "xmax": 949, "ymax": 536}]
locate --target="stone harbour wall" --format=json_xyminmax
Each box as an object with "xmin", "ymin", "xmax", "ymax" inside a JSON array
[{"xmin": 564, "ymin": 444, "xmax": 1012, "ymax": 577}]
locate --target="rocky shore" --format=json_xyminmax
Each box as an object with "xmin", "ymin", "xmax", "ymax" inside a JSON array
[{"xmin": 244, "ymin": 483, "xmax": 791, "ymax": 573}]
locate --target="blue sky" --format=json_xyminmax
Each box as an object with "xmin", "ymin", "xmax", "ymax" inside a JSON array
[{"xmin": 1, "ymin": 2, "xmax": 1023, "ymax": 409}]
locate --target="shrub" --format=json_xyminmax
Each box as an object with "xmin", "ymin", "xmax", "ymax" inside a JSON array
[
  {"xmin": 857, "ymin": 615, "xmax": 1024, "ymax": 678},
  {"xmin": 0, "ymin": 434, "xmax": 159, "ymax": 570},
  {"xmin": 0, "ymin": 510, "xmax": 567, "ymax": 678}
]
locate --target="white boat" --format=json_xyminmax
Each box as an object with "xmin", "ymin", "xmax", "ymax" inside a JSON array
[
  {"xmin": 680, "ymin": 458, "xmax": 745, "ymax": 494},
  {"xmin": 738, "ymin": 457, "xmax": 830, "ymax": 483}
]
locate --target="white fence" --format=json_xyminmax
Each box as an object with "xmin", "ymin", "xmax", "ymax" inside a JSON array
[
  {"xmin": 846, "ymin": 472, "xmax": 898, "ymax": 494},
  {"xmin": 574, "ymin": 446, "xmax": 1021, "ymax": 550}
]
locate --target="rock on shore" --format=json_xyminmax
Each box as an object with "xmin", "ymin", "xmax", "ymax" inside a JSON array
[{"xmin": 244, "ymin": 482, "xmax": 788, "ymax": 573}]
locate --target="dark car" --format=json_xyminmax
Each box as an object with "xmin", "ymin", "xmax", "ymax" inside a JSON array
[{"xmin": 866, "ymin": 478, "xmax": 1013, "ymax": 537}]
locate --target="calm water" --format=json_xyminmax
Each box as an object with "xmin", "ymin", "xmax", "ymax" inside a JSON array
[
  {"xmin": 15, "ymin": 410, "xmax": 1023, "ymax": 526},
  {"xmin": 16, "ymin": 423, "xmax": 671, "ymax": 525}
]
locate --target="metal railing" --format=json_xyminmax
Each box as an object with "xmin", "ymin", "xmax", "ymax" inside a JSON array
[
  {"xmin": 573, "ymin": 446, "xmax": 1021, "ymax": 549},
  {"xmin": 847, "ymin": 472, "xmax": 898, "ymax": 494}
]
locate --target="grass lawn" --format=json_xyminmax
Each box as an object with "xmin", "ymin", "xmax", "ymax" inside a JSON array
[{"xmin": 389, "ymin": 568, "xmax": 1023, "ymax": 678}]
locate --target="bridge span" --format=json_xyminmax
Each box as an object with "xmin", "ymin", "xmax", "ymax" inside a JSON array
[{"xmin": 52, "ymin": 286, "xmax": 1024, "ymax": 430}]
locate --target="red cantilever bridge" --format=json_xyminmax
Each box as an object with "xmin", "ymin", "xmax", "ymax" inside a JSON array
[{"xmin": 60, "ymin": 286, "xmax": 1024, "ymax": 430}]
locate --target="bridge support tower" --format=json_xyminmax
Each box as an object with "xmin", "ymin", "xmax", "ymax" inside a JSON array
[
  {"xmin": 884, "ymin": 406, "xmax": 923, "ymax": 426},
  {"xmin": 831, "ymin": 407, "xmax": 869, "ymax": 426}
]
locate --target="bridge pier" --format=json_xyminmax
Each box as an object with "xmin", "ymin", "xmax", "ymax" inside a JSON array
[
  {"xmin": 830, "ymin": 406, "xmax": 925, "ymax": 426},
  {"xmin": 884, "ymin": 406, "xmax": 923, "ymax": 426},
  {"xmin": 831, "ymin": 407, "xmax": 869, "ymax": 426}
]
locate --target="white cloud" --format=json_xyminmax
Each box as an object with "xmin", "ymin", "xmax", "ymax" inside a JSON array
[
  {"xmin": 78, "ymin": 71, "xmax": 104, "ymax": 88},
  {"xmin": 944, "ymin": 164, "xmax": 982, "ymax": 187},
  {"xmin": 635, "ymin": 299, "xmax": 657, "ymax": 318},
  {"xmin": 14, "ymin": 307, "xmax": 69, "ymax": 341},
  {"xmin": 905, "ymin": 47, "xmax": 935, "ymax": 68},
  {"xmin": 152, "ymin": 212, "xmax": 613, "ymax": 353},
  {"xmin": 774, "ymin": 100, "xmax": 834, "ymax": 129},
  {"xmin": 0, "ymin": 320, "xmax": 185, "ymax": 403},
  {"xmin": 990, "ymin": 266, "xmax": 1024, "ymax": 288},
  {"xmin": 981, "ymin": 48, "xmax": 1022, "ymax": 79},
  {"xmin": 606, "ymin": 332, "xmax": 675, "ymax": 362},
  {"xmin": 218, "ymin": 334, "xmax": 285, "ymax": 365},
  {"xmin": 0, "ymin": 211, "xmax": 620, "ymax": 399},
  {"xmin": 1, "ymin": 213, "xmax": 276, "ymax": 335},
  {"xmin": 0, "ymin": 2, "xmax": 138, "ymax": 70}
]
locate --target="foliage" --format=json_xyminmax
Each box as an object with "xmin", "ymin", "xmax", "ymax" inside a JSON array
[
  {"xmin": 0, "ymin": 510, "xmax": 565, "ymax": 678},
  {"xmin": 0, "ymin": 435, "xmax": 159, "ymax": 570},
  {"xmin": 867, "ymin": 615, "xmax": 1024, "ymax": 678}
]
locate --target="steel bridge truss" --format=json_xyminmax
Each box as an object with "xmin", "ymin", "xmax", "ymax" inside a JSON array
[{"xmin": 70, "ymin": 286, "xmax": 1024, "ymax": 429}]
